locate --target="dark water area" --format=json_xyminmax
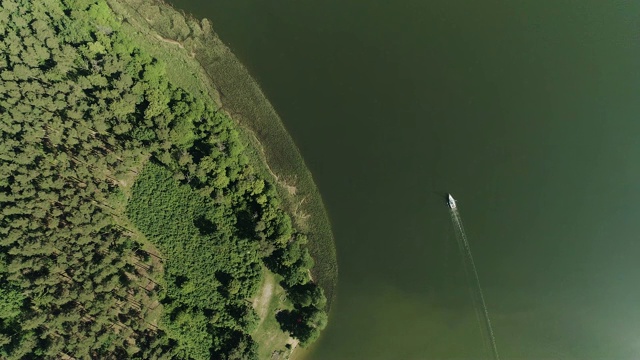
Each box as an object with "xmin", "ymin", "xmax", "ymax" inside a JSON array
[{"xmin": 171, "ymin": 0, "xmax": 640, "ymax": 358}]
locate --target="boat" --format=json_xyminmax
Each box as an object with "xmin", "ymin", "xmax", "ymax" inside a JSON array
[{"xmin": 447, "ymin": 194, "xmax": 457, "ymax": 209}]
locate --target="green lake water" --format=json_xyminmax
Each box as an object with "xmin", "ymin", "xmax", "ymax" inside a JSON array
[{"xmin": 171, "ymin": 0, "xmax": 640, "ymax": 358}]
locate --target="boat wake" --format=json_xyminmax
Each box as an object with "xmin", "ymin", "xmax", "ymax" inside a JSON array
[{"xmin": 449, "ymin": 196, "xmax": 500, "ymax": 360}]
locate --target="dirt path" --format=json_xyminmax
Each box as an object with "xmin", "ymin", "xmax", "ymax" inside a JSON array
[
  {"xmin": 154, "ymin": 34, "xmax": 184, "ymax": 48},
  {"xmin": 253, "ymin": 271, "xmax": 275, "ymax": 321}
]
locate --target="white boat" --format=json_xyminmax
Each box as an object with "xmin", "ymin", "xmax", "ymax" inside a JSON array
[{"xmin": 447, "ymin": 194, "xmax": 457, "ymax": 209}]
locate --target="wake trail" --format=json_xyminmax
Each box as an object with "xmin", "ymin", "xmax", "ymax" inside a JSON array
[
  {"xmin": 453, "ymin": 212, "xmax": 489, "ymax": 357},
  {"xmin": 451, "ymin": 210, "xmax": 490, "ymax": 356},
  {"xmin": 450, "ymin": 207, "xmax": 500, "ymax": 360}
]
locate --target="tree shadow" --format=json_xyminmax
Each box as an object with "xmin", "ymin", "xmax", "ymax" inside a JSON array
[
  {"xmin": 235, "ymin": 209, "xmax": 257, "ymax": 240},
  {"xmin": 194, "ymin": 215, "xmax": 216, "ymax": 235},
  {"xmin": 189, "ymin": 139, "xmax": 213, "ymax": 163}
]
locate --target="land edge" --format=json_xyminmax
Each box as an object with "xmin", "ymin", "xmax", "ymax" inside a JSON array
[
  {"xmin": 106, "ymin": 0, "xmax": 337, "ymax": 303},
  {"xmin": 105, "ymin": 0, "xmax": 338, "ymax": 357}
]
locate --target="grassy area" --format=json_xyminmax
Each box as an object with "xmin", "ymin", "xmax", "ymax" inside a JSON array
[
  {"xmin": 107, "ymin": 0, "xmax": 338, "ymax": 306},
  {"xmin": 251, "ymin": 268, "xmax": 298, "ymax": 360}
]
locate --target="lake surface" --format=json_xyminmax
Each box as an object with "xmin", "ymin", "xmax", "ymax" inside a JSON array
[{"xmin": 171, "ymin": 0, "xmax": 640, "ymax": 358}]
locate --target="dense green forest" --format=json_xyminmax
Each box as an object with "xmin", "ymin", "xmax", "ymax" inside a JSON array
[{"xmin": 0, "ymin": 0, "xmax": 327, "ymax": 358}]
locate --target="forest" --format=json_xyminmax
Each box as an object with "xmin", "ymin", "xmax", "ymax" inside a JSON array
[{"xmin": 0, "ymin": 0, "xmax": 327, "ymax": 358}]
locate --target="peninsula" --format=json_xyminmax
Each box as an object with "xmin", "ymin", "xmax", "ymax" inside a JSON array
[{"xmin": 0, "ymin": 0, "xmax": 336, "ymax": 358}]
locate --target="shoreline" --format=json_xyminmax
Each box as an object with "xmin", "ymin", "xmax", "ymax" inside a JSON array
[
  {"xmin": 106, "ymin": 0, "xmax": 337, "ymax": 357},
  {"xmin": 107, "ymin": 0, "xmax": 337, "ymax": 309}
]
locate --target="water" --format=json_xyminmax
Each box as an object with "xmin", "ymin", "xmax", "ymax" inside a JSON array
[{"xmin": 170, "ymin": 0, "xmax": 640, "ymax": 358}]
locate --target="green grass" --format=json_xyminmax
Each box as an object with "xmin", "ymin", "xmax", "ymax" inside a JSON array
[
  {"xmin": 107, "ymin": 0, "xmax": 338, "ymax": 306},
  {"xmin": 251, "ymin": 268, "xmax": 296, "ymax": 360}
]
